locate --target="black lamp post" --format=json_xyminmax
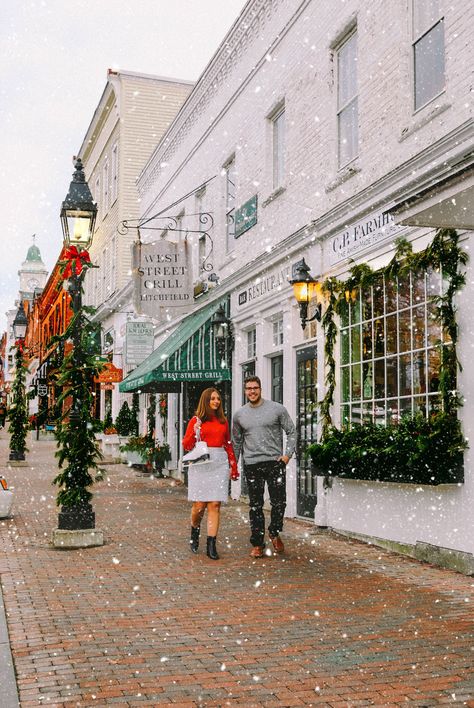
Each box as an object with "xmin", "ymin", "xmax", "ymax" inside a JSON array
[
  {"xmin": 289, "ymin": 258, "xmax": 323, "ymax": 330},
  {"xmin": 211, "ymin": 304, "xmax": 234, "ymax": 369},
  {"xmin": 9, "ymin": 305, "xmax": 29, "ymax": 461},
  {"xmin": 54, "ymin": 158, "xmax": 100, "ymax": 536}
]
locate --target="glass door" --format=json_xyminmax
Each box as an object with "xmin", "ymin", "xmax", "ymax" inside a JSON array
[{"xmin": 296, "ymin": 346, "xmax": 318, "ymax": 518}]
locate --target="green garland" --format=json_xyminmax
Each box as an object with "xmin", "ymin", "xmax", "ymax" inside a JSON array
[
  {"xmin": 52, "ymin": 306, "xmax": 105, "ymax": 507},
  {"xmin": 8, "ymin": 344, "xmax": 29, "ymax": 457},
  {"xmin": 310, "ymin": 228, "xmax": 468, "ymax": 485}
]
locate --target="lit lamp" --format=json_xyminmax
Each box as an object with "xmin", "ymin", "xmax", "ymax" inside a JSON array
[
  {"xmin": 60, "ymin": 158, "xmax": 97, "ymax": 250},
  {"xmin": 211, "ymin": 304, "xmax": 234, "ymax": 368},
  {"xmin": 290, "ymin": 258, "xmax": 323, "ymax": 330}
]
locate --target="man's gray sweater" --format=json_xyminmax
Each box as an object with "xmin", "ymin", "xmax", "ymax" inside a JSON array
[{"xmin": 232, "ymin": 399, "xmax": 296, "ymax": 465}]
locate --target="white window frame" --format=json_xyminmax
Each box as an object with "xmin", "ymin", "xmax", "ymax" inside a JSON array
[
  {"xmin": 272, "ymin": 316, "xmax": 284, "ymax": 347},
  {"xmin": 111, "ymin": 143, "xmax": 119, "ymax": 203},
  {"xmin": 102, "ymin": 160, "xmax": 109, "ymax": 215},
  {"xmin": 412, "ymin": 0, "xmax": 445, "ymax": 111},
  {"xmin": 247, "ymin": 327, "xmax": 256, "ymax": 360},
  {"xmin": 271, "ymin": 106, "xmax": 285, "ymax": 190},
  {"xmin": 336, "ymin": 30, "xmax": 358, "ymax": 168},
  {"xmin": 224, "ymin": 156, "xmax": 236, "ymax": 252}
]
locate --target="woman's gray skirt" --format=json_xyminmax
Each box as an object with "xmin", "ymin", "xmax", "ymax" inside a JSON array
[{"xmin": 187, "ymin": 447, "xmax": 229, "ymax": 502}]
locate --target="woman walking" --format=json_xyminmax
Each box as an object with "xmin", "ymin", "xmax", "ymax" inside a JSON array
[{"xmin": 182, "ymin": 387, "xmax": 239, "ymax": 560}]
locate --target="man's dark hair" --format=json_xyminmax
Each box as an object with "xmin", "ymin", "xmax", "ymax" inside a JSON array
[{"xmin": 244, "ymin": 375, "xmax": 261, "ymax": 388}]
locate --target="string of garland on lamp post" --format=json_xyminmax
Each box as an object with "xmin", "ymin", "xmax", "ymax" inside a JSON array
[
  {"xmin": 51, "ymin": 158, "xmax": 105, "ymax": 548},
  {"xmin": 8, "ymin": 305, "xmax": 29, "ymax": 463},
  {"xmin": 305, "ymin": 228, "xmax": 469, "ymax": 486}
]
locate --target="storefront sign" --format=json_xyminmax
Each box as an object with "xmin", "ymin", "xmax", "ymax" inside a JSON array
[
  {"xmin": 238, "ymin": 264, "xmax": 291, "ymax": 307},
  {"xmin": 235, "ymin": 195, "xmax": 257, "ymax": 238},
  {"xmin": 329, "ymin": 212, "xmax": 402, "ymax": 265},
  {"xmin": 133, "ymin": 240, "xmax": 193, "ymax": 317},
  {"xmin": 94, "ymin": 362, "xmax": 123, "ymax": 384},
  {"xmin": 125, "ymin": 321, "xmax": 154, "ymax": 366}
]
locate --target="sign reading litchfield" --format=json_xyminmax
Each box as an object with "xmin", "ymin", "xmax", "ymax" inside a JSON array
[
  {"xmin": 329, "ymin": 212, "xmax": 402, "ymax": 265},
  {"xmin": 125, "ymin": 322, "xmax": 154, "ymax": 366},
  {"xmin": 133, "ymin": 240, "xmax": 193, "ymax": 317}
]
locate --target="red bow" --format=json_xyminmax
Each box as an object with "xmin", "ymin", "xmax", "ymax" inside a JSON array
[
  {"xmin": 61, "ymin": 246, "xmax": 91, "ymax": 279},
  {"xmin": 15, "ymin": 339, "xmax": 24, "ymax": 353}
]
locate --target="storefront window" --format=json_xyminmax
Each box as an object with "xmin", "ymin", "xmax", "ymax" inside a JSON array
[{"xmin": 339, "ymin": 269, "xmax": 444, "ymax": 425}]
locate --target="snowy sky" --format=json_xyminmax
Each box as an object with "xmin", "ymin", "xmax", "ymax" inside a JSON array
[{"xmin": 0, "ymin": 0, "xmax": 247, "ymax": 332}]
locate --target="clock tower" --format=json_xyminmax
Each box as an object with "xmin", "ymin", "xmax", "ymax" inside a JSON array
[{"xmin": 18, "ymin": 236, "xmax": 49, "ymax": 300}]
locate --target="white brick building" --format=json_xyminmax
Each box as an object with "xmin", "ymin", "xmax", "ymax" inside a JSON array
[{"xmin": 121, "ymin": 0, "xmax": 474, "ymax": 571}]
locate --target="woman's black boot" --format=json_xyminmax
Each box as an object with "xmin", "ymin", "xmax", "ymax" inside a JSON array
[
  {"xmin": 206, "ymin": 536, "xmax": 219, "ymax": 560},
  {"xmin": 190, "ymin": 526, "xmax": 200, "ymax": 553}
]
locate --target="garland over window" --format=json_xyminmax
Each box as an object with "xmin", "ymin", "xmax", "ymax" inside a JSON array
[{"xmin": 309, "ymin": 228, "xmax": 468, "ymax": 486}]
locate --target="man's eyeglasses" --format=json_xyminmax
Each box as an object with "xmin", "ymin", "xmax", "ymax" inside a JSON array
[{"xmin": 245, "ymin": 386, "xmax": 260, "ymax": 391}]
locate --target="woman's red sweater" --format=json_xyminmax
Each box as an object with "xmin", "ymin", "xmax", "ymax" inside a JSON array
[{"xmin": 183, "ymin": 415, "xmax": 237, "ymax": 473}]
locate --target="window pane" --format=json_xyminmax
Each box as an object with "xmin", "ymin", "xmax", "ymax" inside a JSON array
[
  {"xmin": 399, "ymin": 397, "xmax": 413, "ymax": 419},
  {"xmin": 412, "ymin": 306, "xmax": 426, "ymax": 349},
  {"xmin": 428, "ymin": 349, "xmax": 441, "ymax": 391},
  {"xmin": 386, "ymin": 314, "xmax": 397, "ymax": 355},
  {"xmin": 427, "ymin": 301, "xmax": 441, "ymax": 346},
  {"xmin": 385, "ymin": 279, "xmax": 398, "ymax": 313},
  {"xmin": 399, "ymin": 308, "xmax": 411, "ymax": 352},
  {"xmin": 338, "ymin": 99, "xmax": 358, "ymax": 165},
  {"xmin": 374, "ymin": 359, "xmax": 385, "ymax": 398},
  {"xmin": 374, "ymin": 319, "xmax": 385, "ymax": 358},
  {"xmin": 399, "ymin": 353, "xmax": 412, "ymax": 397},
  {"xmin": 351, "ymin": 325, "xmax": 361, "ymax": 363},
  {"xmin": 361, "ymin": 287, "xmax": 372, "ymax": 321},
  {"xmin": 351, "ymin": 364, "xmax": 361, "ymax": 400},
  {"xmin": 414, "ymin": 20, "xmax": 445, "ymax": 109},
  {"xmin": 341, "ymin": 404, "xmax": 350, "ymax": 426},
  {"xmin": 362, "ymin": 362, "xmax": 373, "ymax": 399},
  {"xmin": 374, "ymin": 400, "xmax": 386, "ymax": 425},
  {"xmin": 412, "ymin": 273, "xmax": 426, "ymax": 305},
  {"xmin": 386, "ymin": 357, "xmax": 398, "ymax": 398},
  {"xmin": 413, "ymin": 351, "xmax": 426, "ymax": 394},
  {"xmin": 387, "ymin": 402, "xmax": 399, "ymax": 426},
  {"xmin": 413, "ymin": 0, "xmax": 442, "ymax": 37},
  {"xmin": 413, "ymin": 396, "xmax": 427, "ymax": 416},
  {"xmin": 273, "ymin": 110, "xmax": 285, "ymax": 189},
  {"xmin": 341, "ymin": 329, "xmax": 350, "ymax": 365},
  {"xmin": 341, "ymin": 366, "xmax": 350, "ymax": 402},
  {"xmin": 340, "ymin": 300, "xmax": 349, "ymax": 328},
  {"xmin": 398, "ymin": 274, "xmax": 411, "ymax": 309},
  {"xmin": 362, "ymin": 322, "xmax": 372, "ymax": 360},
  {"xmin": 351, "ymin": 296, "xmax": 361, "ymax": 325},
  {"xmin": 373, "ymin": 277, "xmax": 384, "ymax": 318},
  {"xmin": 338, "ymin": 33, "xmax": 357, "ymax": 106}
]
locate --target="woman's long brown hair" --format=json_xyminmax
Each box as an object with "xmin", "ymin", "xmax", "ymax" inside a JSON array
[{"xmin": 195, "ymin": 387, "xmax": 226, "ymax": 423}]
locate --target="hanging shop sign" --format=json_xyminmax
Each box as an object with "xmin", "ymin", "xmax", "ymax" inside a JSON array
[
  {"xmin": 132, "ymin": 240, "xmax": 193, "ymax": 317},
  {"xmin": 125, "ymin": 321, "xmax": 154, "ymax": 366},
  {"xmin": 329, "ymin": 211, "xmax": 403, "ymax": 265},
  {"xmin": 235, "ymin": 195, "xmax": 257, "ymax": 238},
  {"xmin": 94, "ymin": 362, "xmax": 123, "ymax": 384},
  {"xmin": 237, "ymin": 264, "xmax": 291, "ymax": 308}
]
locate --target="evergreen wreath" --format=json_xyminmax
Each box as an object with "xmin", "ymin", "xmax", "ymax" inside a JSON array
[{"xmin": 308, "ymin": 228, "xmax": 468, "ymax": 486}]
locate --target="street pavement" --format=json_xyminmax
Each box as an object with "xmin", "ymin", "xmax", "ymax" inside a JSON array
[{"xmin": 0, "ymin": 431, "xmax": 473, "ymax": 707}]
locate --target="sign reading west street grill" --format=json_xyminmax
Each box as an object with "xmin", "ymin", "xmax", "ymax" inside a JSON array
[
  {"xmin": 125, "ymin": 321, "xmax": 154, "ymax": 366},
  {"xmin": 133, "ymin": 240, "xmax": 193, "ymax": 318},
  {"xmin": 235, "ymin": 195, "xmax": 257, "ymax": 238},
  {"xmin": 329, "ymin": 212, "xmax": 402, "ymax": 265}
]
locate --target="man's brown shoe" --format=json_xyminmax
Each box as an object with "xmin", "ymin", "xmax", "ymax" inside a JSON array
[
  {"xmin": 250, "ymin": 546, "xmax": 265, "ymax": 558},
  {"xmin": 270, "ymin": 535, "xmax": 284, "ymax": 553}
]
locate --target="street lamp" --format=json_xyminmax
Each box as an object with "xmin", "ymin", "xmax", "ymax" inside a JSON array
[
  {"xmin": 53, "ymin": 158, "xmax": 103, "ymax": 546},
  {"xmin": 9, "ymin": 305, "xmax": 29, "ymax": 462},
  {"xmin": 211, "ymin": 304, "xmax": 234, "ymax": 369},
  {"xmin": 289, "ymin": 258, "xmax": 323, "ymax": 330}
]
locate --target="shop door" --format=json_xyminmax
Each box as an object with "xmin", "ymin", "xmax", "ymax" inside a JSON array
[{"xmin": 296, "ymin": 346, "xmax": 318, "ymax": 518}]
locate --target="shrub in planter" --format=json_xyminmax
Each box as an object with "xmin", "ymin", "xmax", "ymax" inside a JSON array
[
  {"xmin": 308, "ymin": 412, "xmax": 466, "ymax": 486},
  {"xmin": 115, "ymin": 401, "xmax": 134, "ymax": 436}
]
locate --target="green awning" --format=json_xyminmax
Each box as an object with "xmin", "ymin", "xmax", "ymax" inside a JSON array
[{"xmin": 119, "ymin": 301, "xmax": 231, "ymax": 393}]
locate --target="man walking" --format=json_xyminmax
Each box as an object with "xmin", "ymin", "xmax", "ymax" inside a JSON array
[{"xmin": 232, "ymin": 376, "xmax": 296, "ymax": 558}]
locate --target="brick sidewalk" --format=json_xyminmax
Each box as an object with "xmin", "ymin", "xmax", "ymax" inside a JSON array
[{"xmin": 0, "ymin": 433, "xmax": 473, "ymax": 707}]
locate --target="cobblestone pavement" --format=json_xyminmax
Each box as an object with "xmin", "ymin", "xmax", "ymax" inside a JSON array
[{"xmin": 0, "ymin": 433, "xmax": 473, "ymax": 707}]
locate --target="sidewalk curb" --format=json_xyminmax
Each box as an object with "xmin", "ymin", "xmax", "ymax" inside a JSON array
[{"xmin": 0, "ymin": 583, "xmax": 19, "ymax": 708}]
